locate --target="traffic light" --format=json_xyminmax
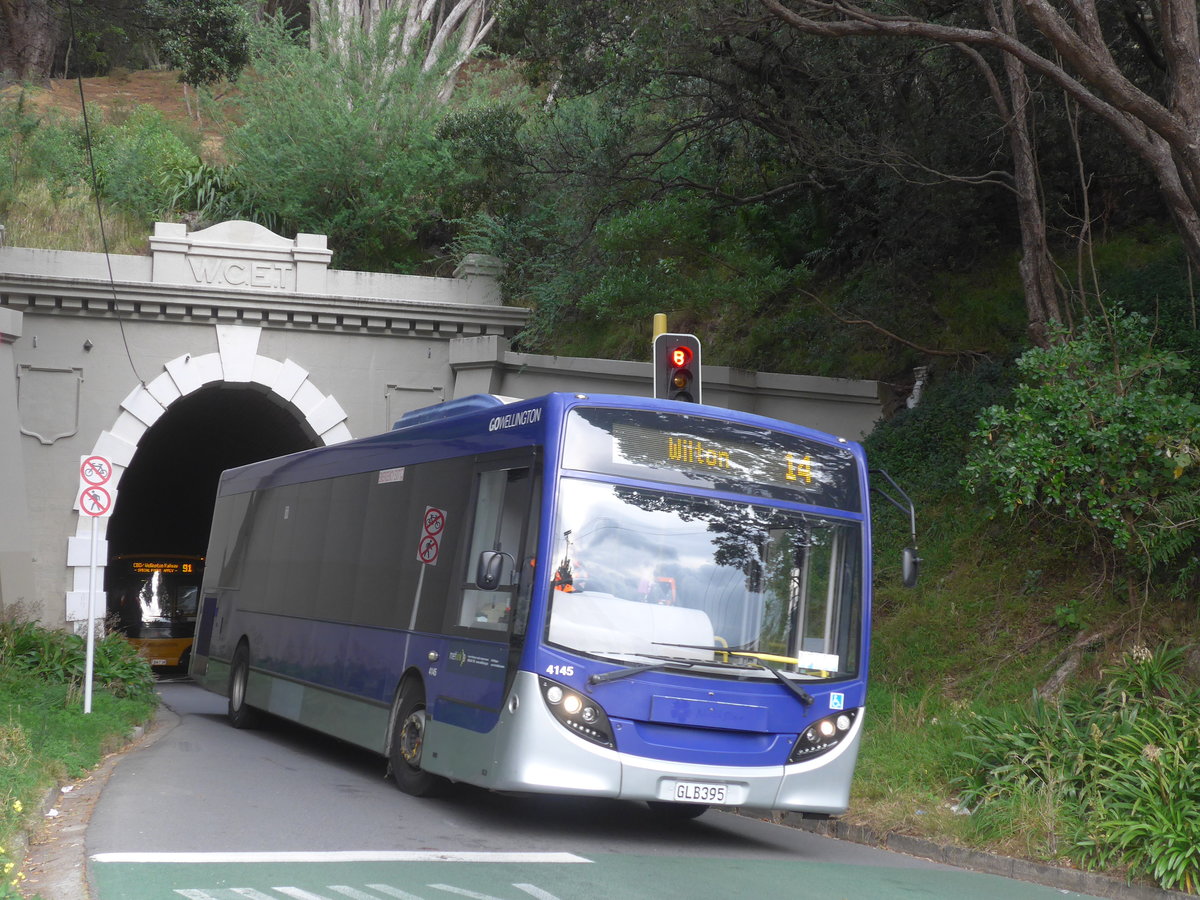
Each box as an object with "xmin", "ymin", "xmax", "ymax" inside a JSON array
[{"xmin": 653, "ymin": 333, "xmax": 702, "ymax": 403}]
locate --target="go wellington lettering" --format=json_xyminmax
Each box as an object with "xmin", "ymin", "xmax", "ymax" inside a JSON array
[
  {"xmin": 188, "ymin": 256, "xmax": 295, "ymax": 290},
  {"xmin": 488, "ymin": 408, "xmax": 543, "ymax": 431}
]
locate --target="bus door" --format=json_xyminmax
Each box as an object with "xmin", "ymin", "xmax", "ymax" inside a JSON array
[{"xmin": 434, "ymin": 452, "xmax": 539, "ymax": 732}]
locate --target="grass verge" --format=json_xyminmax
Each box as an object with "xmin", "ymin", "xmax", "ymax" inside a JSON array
[{"xmin": 0, "ymin": 622, "xmax": 157, "ymax": 899}]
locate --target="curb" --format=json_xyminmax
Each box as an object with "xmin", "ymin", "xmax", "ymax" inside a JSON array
[{"xmin": 774, "ymin": 813, "xmax": 1194, "ymax": 900}]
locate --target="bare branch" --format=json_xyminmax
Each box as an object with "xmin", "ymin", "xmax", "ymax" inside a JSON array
[{"xmin": 799, "ymin": 288, "xmax": 990, "ymax": 359}]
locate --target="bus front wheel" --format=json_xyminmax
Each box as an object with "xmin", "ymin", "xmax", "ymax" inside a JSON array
[
  {"xmin": 389, "ymin": 682, "xmax": 444, "ymax": 797},
  {"xmin": 228, "ymin": 643, "xmax": 262, "ymax": 729}
]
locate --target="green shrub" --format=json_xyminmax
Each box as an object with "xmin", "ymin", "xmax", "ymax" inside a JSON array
[
  {"xmin": 0, "ymin": 92, "xmax": 41, "ymax": 205},
  {"xmin": 964, "ymin": 312, "xmax": 1200, "ymax": 597},
  {"xmin": 865, "ymin": 361, "xmax": 1014, "ymax": 495},
  {"xmin": 0, "ymin": 100, "xmax": 199, "ymax": 224},
  {"xmin": 0, "ymin": 620, "xmax": 157, "ymax": 898},
  {"xmin": 0, "ymin": 621, "xmax": 156, "ymax": 703},
  {"xmin": 161, "ymin": 161, "xmax": 278, "ymax": 231},
  {"xmin": 90, "ymin": 106, "xmax": 201, "ymax": 220},
  {"xmin": 218, "ymin": 12, "xmax": 469, "ymax": 271}
]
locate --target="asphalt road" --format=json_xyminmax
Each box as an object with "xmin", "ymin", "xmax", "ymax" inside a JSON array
[{"xmin": 33, "ymin": 680, "xmax": 1116, "ymax": 900}]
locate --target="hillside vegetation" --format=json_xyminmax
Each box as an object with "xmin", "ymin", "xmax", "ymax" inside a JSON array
[{"xmin": 3, "ymin": 4, "xmax": 1200, "ymax": 891}]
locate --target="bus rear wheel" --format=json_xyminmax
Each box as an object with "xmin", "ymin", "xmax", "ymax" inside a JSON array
[
  {"xmin": 228, "ymin": 643, "xmax": 262, "ymax": 729},
  {"xmin": 389, "ymin": 682, "xmax": 444, "ymax": 797}
]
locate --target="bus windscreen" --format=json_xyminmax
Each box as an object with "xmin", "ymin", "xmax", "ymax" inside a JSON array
[{"xmin": 545, "ymin": 479, "xmax": 862, "ymax": 680}]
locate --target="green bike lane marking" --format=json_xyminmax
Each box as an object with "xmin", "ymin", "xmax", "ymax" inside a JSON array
[{"xmin": 90, "ymin": 851, "xmax": 1105, "ymax": 900}]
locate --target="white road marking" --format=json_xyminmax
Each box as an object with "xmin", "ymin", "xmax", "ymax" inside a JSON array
[
  {"xmin": 173, "ymin": 884, "xmax": 567, "ymax": 900},
  {"xmin": 330, "ymin": 888, "xmax": 423, "ymax": 900},
  {"xmin": 364, "ymin": 887, "xmax": 429, "ymax": 900},
  {"xmin": 428, "ymin": 886, "xmax": 563, "ymax": 900},
  {"xmin": 92, "ymin": 851, "xmax": 592, "ymax": 864},
  {"xmin": 512, "ymin": 887, "xmax": 562, "ymax": 900}
]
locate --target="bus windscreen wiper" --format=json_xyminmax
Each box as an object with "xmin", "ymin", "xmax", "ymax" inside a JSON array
[
  {"xmin": 653, "ymin": 640, "xmax": 755, "ymax": 656},
  {"xmin": 654, "ymin": 642, "xmax": 815, "ymax": 706},
  {"xmin": 752, "ymin": 662, "xmax": 815, "ymax": 707},
  {"xmin": 587, "ymin": 657, "xmax": 699, "ymax": 685}
]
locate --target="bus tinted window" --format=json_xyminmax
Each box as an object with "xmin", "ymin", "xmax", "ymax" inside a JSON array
[{"xmin": 563, "ymin": 407, "xmax": 861, "ymax": 509}]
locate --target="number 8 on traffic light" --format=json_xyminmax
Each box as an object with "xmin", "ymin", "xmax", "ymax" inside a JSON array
[{"xmin": 653, "ymin": 333, "xmax": 702, "ymax": 403}]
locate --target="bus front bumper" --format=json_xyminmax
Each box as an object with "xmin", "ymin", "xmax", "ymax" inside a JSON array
[{"xmin": 435, "ymin": 671, "xmax": 861, "ymax": 814}]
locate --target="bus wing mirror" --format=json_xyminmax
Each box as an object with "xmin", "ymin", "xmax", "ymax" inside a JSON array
[
  {"xmin": 902, "ymin": 546, "xmax": 921, "ymax": 588},
  {"xmin": 476, "ymin": 549, "xmax": 513, "ymax": 590},
  {"xmin": 870, "ymin": 468, "xmax": 921, "ymax": 588}
]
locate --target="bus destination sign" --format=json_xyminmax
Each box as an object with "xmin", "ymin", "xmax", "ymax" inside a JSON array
[
  {"xmin": 129, "ymin": 560, "xmax": 196, "ymax": 575},
  {"xmin": 664, "ymin": 435, "xmax": 814, "ymax": 484},
  {"xmin": 564, "ymin": 408, "xmax": 861, "ymax": 510}
]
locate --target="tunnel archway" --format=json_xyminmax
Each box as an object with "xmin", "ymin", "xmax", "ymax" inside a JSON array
[
  {"xmin": 100, "ymin": 386, "xmax": 317, "ymax": 658},
  {"xmin": 64, "ymin": 326, "xmax": 354, "ymax": 630},
  {"xmin": 104, "ymin": 385, "xmax": 316, "ymax": 561}
]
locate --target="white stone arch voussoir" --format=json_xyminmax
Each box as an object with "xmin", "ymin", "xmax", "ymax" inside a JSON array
[{"xmin": 64, "ymin": 323, "xmax": 352, "ymax": 627}]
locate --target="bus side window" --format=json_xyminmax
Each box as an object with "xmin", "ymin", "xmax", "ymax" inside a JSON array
[{"xmin": 458, "ymin": 467, "xmax": 532, "ymax": 631}]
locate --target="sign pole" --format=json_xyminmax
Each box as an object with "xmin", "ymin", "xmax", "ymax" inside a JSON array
[
  {"xmin": 85, "ymin": 513, "xmax": 98, "ymax": 714},
  {"xmin": 77, "ymin": 454, "xmax": 114, "ymax": 715}
]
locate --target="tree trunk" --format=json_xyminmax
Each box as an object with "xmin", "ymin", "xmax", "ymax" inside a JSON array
[
  {"xmin": 957, "ymin": 0, "xmax": 1062, "ymax": 344},
  {"xmin": 310, "ymin": 0, "xmax": 493, "ymax": 102},
  {"xmin": 996, "ymin": 0, "xmax": 1061, "ymax": 344},
  {"xmin": 0, "ymin": 0, "xmax": 61, "ymax": 81}
]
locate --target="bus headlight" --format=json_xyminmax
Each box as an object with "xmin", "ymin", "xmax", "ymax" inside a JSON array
[
  {"xmin": 788, "ymin": 708, "xmax": 858, "ymax": 763},
  {"xmin": 539, "ymin": 677, "xmax": 614, "ymax": 748}
]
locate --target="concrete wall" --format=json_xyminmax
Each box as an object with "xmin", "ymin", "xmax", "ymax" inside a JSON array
[
  {"xmin": 449, "ymin": 335, "xmax": 883, "ymax": 441},
  {"xmin": 0, "ymin": 222, "xmax": 526, "ymax": 630},
  {"xmin": 0, "ymin": 308, "xmax": 37, "ymax": 615}
]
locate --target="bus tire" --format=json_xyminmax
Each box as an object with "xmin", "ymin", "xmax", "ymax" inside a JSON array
[
  {"xmin": 388, "ymin": 681, "xmax": 444, "ymax": 797},
  {"xmin": 646, "ymin": 801, "xmax": 709, "ymax": 820},
  {"xmin": 228, "ymin": 642, "xmax": 262, "ymax": 729}
]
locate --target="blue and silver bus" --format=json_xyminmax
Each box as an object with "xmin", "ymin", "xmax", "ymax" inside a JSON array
[{"xmin": 191, "ymin": 392, "xmax": 913, "ymax": 816}]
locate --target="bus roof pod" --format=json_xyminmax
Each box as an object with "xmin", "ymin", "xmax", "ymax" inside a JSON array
[{"xmin": 392, "ymin": 394, "xmax": 523, "ymax": 430}]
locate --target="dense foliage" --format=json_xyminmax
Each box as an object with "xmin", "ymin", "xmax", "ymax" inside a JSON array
[
  {"xmin": 149, "ymin": 0, "xmax": 251, "ymax": 88},
  {"xmin": 957, "ymin": 646, "xmax": 1200, "ymax": 893},
  {"xmin": 0, "ymin": 95, "xmax": 200, "ymax": 226},
  {"xmin": 964, "ymin": 312, "xmax": 1200, "ymax": 598},
  {"xmin": 208, "ymin": 12, "xmax": 487, "ymax": 271}
]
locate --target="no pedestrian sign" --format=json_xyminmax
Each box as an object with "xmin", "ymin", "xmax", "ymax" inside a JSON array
[
  {"xmin": 80, "ymin": 486, "xmax": 113, "ymax": 517},
  {"xmin": 78, "ymin": 455, "xmax": 115, "ymax": 517}
]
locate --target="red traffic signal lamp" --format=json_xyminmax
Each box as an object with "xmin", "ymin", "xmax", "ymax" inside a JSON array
[{"xmin": 653, "ymin": 333, "xmax": 702, "ymax": 403}]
